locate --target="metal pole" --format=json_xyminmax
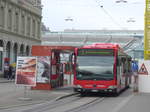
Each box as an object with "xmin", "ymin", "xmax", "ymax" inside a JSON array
[{"xmin": 24, "ymin": 86, "xmax": 27, "ymax": 98}]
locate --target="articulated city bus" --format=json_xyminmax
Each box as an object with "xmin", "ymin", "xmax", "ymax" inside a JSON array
[{"xmin": 74, "ymin": 43, "xmax": 132, "ymax": 95}]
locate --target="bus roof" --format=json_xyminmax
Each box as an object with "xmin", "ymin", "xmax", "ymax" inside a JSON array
[{"xmin": 77, "ymin": 43, "xmax": 130, "ymax": 58}]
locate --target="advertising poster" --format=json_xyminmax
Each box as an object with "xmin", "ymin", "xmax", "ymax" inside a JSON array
[
  {"xmin": 37, "ymin": 56, "xmax": 50, "ymax": 83},
  {"xmin": 15, "ymin": 56, "xmax": 37, "ymax": 86}
]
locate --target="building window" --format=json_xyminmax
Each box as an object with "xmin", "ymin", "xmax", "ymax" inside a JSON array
[
  {"xmin": 14, "ymin": 12, "xmax": 19, "ymax": 32},
  {"xmin": 21, "ymin": 15, "xmax": 25, "ymax": 34},
  {"xmin": 7, "ymin": 9, "xmax": 12, "ymax": 30},
  {"xmin": 32, "ymin": 19, "xmax": 35, "ymax": 37},
  {"xmin": 0, "ymin": 7, "xmax": 4, "ymax": 27},
  {"xmin": 27, "ymin": 17, "xmax": 31, "ymax": 36}
]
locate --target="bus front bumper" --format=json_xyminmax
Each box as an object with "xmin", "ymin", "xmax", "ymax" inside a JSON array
[{"xmin": 74, "ymin": 87, "xmax": 117, "ymax": 93}]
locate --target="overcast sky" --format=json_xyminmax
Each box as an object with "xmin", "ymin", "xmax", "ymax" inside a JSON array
[{"xmin": 42, "ymin": 0, "xmax": 145, "ymax": 31}]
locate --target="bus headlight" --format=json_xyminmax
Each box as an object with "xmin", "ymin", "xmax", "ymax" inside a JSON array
[
  {"xmin": 108, "ymin": 85, "xmax": 117, "ymax": 89},
  {"xmin": 76, "ymin": 85, "xmax": 82, "ymax": 88}
]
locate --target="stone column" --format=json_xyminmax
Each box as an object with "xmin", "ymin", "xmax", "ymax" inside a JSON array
[
  {"xmin": 4, "ymin": 1, "xmax": 8, "ymax": 30},
  {"xmin": 10, "ymin": 42, "xmax": 14, "ymax": 64},
  {"xmin": 2, "ymin": 41, "xmax": 7, "ymax": 73},
  {"xmin": 18, "ymin": 9, "xmax": 22, "ymax": 35},
  {"xmin": 35, "ymin": 20, "xmax": 37, "ymax": 38},
  {"xmin": 29, "ymin": 16, "xmax": 32, "ymax": 37},
  {"xmin": 17, "ymin": 43, "xmax": 21, "ymax": 56},
  {"xmin": 30, "ymin": 17, "xmax": 33, "ymax": 38},
  {"xmin": 37, "ymin": 20, "xmax": 41, "ymax": 39},
  {"xmin": 11, "ymin": 6, "xmax": 15, "ymax": 32},
  {"xmin": 24, "ymin": 12, "xmax": 27, "ymax": 37}
]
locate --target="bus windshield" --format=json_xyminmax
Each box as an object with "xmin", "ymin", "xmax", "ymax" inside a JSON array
[{"xmin": 76, "ymin": 56, "xmax": 114, "ymax": 80}]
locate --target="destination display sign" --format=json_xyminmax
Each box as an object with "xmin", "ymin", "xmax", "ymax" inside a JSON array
[{"xmin": 78, "ymin": 49, "xmax": 114, "ymax": 56}]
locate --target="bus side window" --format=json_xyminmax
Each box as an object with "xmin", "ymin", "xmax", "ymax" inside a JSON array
[{"xmin": 121, "ymin": 58, "xmax": 126, "ymax": 73}]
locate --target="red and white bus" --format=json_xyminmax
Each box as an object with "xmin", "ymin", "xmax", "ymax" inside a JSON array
[{"xmin": 74, "ymin": 43, "xmax": 132, "ymax": 95}]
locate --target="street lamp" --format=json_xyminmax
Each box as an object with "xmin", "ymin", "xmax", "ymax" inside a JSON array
[
  {"xmin": 116, "ymin": 0, "xmax": 127, "ymax": 3},
  {"xmin": 127, "ymin": 18, "xmax": 136, "ymax": 23},
  {"xmin": 64, "ymin": 17, "xmax": 74, "ymax": 30},
  {"xmin": 65, "ymin": 17, "xmax": 73, "ymax": 22}
]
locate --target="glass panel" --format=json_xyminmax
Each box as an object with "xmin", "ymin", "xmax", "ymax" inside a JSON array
[{"xmin": 76, "ymin": 56, "xmax": 114, "ymax": 80}]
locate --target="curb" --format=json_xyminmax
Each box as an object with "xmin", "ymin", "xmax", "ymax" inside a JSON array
[{"xmin": 0, "ymin": 81, "xmax": 14, "ymax": 83}]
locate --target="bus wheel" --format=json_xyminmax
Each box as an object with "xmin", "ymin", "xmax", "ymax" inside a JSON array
[
  {"xmin": 113, "ymin": 89, "xmax": 119, "ymax": 97},
  {"xmin": 73, "ymin": 88, "xmax": 77, "ymax": 92},
  {"xmin": 80, "ymin": 92, "xmax": 86, "ymax": 96}
]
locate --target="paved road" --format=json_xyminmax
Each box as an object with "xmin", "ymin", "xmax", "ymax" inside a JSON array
[
  {"xmin": 0, "ymin": 79, "xmax": 150, "ymax": 112},
  {"xmin": 69, "ymin": 89, "xmax": 150, "ymax": 112}
]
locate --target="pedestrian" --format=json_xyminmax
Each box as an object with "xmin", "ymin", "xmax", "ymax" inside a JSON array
[
  {"xmin": 132, "ymin": 61, "xmax": 138, "ymax": 92},
  {"xmin": 7, "ymin": 64, "xmax": 13, "ymax": 80},
  {"xmin": 4, "ymin": 63, "xmax": 9, "ymax": 78},
  {"xmin": 133, "ymin": 70, "xmax": 138, "ymax": 92},
  {"xmin": 12, "ymin": 66, "xmax": 16, "ymax": 79},
  {"xmin": 11, "ymin": 63, "xmax": 16, "ymax": 79}
]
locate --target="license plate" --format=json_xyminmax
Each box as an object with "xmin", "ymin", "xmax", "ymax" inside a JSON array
[{"xmin": 91, "ymin": 90, "xmax": 98, "ymax": 92}]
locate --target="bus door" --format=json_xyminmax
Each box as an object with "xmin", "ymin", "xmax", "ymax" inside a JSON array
[
  {"xmin": 120, "ymin": 57, "xmax": 126, "ymax": 88},
  {"xmin": 117, "ymin": 57, "xmax": 126, "ymax": 89}
]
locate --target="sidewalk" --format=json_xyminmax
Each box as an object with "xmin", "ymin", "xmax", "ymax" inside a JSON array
[
  {"xmin": 0, "ymin": 80, "xmax": 76, "ymax": 110},
  {"xmin": 0, "ymin": 78, "xmax": 14, "ymax": 83},
  {"xmin": 117, "ymin": 93, "xmax": 150, "ymax": 112}
]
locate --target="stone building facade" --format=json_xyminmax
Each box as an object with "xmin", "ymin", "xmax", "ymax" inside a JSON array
[{"xmin": 0, "ymin": 0, "xmax": 42, "ymax": 76}]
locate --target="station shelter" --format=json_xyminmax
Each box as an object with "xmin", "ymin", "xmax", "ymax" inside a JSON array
[{"xmin": 31, "ymin": 45, "xmax": 75, "ymax": 90}]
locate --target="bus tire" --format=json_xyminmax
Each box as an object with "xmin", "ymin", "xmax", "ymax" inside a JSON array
[
  {"xmin": 80, "ymin": 92, "xmax": 86, "ymax": 96},
  {"xmin": 73, "ymin": 88, "xmax": 77, "ymax": 92},
  {"xmin": 113, "ymin": 89, "xmax": 119, "ymax": 96}
]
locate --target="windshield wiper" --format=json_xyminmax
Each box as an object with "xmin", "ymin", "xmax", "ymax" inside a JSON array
[{"xmin": 77, "ymin": 70, "xmax": 95, "ymax": 76}]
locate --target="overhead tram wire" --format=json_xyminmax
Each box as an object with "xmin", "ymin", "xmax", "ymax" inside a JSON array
[
  {"xmin": 54, "ymin": 0, "xmax": 140, "ymax": 51},
  {"xmin": 57, "ymin": 0, "xmax": 130, "ymax": 30},
  {"xmin": 94, "ymin": 0, "xmax": 141, "ymax": 52},
  {"xmin": 94, "ymin": 0, "xmax": 126, "ymax": 30},
  {"xmin": 100, "ymin": 6, "xmax": 125, "ymax": 30}
]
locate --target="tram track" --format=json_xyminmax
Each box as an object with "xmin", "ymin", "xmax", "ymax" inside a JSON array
[
  {"xmin": 22, "ymin": 94, "xmax": 83, "ymax": 112},
  {"xmin": 0, "ymin": 92, "xmax": 106, "ymax": 112},
  {"xmin": 64, "ymin": 97, "xmax": 105, "ymax": 112},
  {"xmin": 22, "ymin": 95, "xmax": 105, "ymax": 112}
]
